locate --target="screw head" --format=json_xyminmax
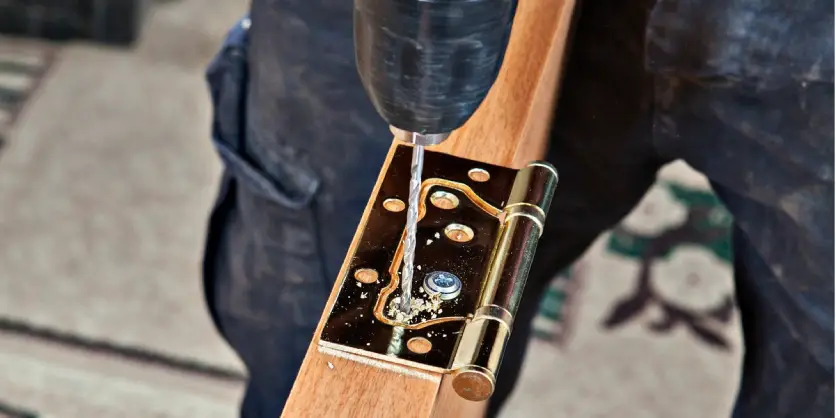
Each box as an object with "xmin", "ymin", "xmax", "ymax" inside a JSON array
[{"xmin": 423, "ymin": 271, "xmax": 462, "ymax": 300}]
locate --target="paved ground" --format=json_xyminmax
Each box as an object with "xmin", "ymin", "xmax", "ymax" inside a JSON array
[{"xmin": 0, "ymin": 2, "xmax": 742, "ymax": 417}]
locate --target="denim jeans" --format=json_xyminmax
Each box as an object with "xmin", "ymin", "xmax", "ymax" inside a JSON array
[{"xmin": 202, "ymin": 0, "xmax": 833, "ymax": 416}]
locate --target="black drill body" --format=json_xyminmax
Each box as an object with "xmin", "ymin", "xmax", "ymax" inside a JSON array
[{"xmin": 354, "ymin": 0, "xmax": 518, "ymax": 135}]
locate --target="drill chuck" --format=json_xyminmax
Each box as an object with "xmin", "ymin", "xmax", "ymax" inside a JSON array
[{"xmin": 354, "ymin": 0, "xmax": 518, "ymax": 137}]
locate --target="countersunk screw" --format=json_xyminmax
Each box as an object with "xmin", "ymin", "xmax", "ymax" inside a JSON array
[{"xmin": 423, "ymin": 271, "xmax": 462, "ymax": 301}]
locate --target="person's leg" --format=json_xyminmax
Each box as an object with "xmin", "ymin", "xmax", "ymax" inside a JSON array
[
  {"xmin": 649, "ymin": 47, "xmax": 834, "ymax": 418},
  {"xmin": 486, "ymin": 0, "xmax": 667, "ymax": 415},
  {"xmin": 202, "ymin": 5, "xmax": 391, "ymax": 417},
  {"xmin": 704, "ymin": 90, "xmax": 833, "ymax": 415},
  {"xmin": 728, "ymin": 223, "xmax": 833, "ymax": 417},
  {"xmin": 646, "ymin": 2, "xmax": 834, "ymax": 413}
]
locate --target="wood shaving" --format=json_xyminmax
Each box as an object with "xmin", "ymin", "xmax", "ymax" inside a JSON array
[{"xmin": 387, "ymin": 293, "xmax": 443, "ymax": 325}]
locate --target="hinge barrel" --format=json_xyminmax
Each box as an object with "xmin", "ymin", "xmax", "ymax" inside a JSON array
[{"xmin": 451, "ymin": 162, "xmax": 558, "ymax": 401}]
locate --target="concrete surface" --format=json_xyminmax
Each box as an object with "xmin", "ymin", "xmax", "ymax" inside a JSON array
[
  {"xmin": 0, "ymin": 330, "xmax": 241, "ymax": 418},
  {"xmin": 0, "ymin": 0, "xmax": 247, "ymax": 372}
]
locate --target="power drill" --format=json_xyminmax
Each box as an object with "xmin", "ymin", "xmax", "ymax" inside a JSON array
[{"xmin": 354, "ymin": 0, "xmax": 518, "ymax": 312}]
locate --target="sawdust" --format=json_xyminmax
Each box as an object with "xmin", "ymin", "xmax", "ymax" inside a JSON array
[{"xmin": 387, "ymin": 293, "xmax": 442, "ymax": 325}]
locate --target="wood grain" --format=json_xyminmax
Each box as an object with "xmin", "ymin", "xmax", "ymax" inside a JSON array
[{"xmin": 282, "ymin": 0, "xmax": 576, "ymax": 416}]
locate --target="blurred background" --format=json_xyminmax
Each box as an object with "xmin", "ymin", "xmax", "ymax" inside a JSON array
[{"xmin": 0, "ymin": 1, "xmax": 742, "ymax": 417}]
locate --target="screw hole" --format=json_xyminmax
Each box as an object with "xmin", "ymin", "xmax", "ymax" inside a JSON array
[
  {"xmin": 444, "ymin": 223, "xmax": 474, "ymax": 243},
  {"xmin": 407, "ymin": 337, "xmax": 432, "ymax": 354},
  {"xmin": 383, "ymin": 198, "xmax": 406, "ymax": 212},
  {"xmin": 354, "ymin": 268, "xmax": 378, "ymax": 284},
  {"xmin": 468, "ymin": 168, "xmax": 490, "ymax": 182},
  {"xmin": 430, "ymin": 190, "xmax": 460, "ymax": 210}
]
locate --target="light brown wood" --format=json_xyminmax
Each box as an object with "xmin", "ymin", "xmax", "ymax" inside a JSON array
[{"xmin": 281, "ymin": 0, "xmax": 577, "ymax": 417}]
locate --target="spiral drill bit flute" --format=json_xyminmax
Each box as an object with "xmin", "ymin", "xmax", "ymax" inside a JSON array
[{"xmin": 399, "ymin": 135, "xmax": 424, "ymax": 311}]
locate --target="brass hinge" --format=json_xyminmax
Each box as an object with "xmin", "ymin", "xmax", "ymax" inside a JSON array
[{"xmin": 319, "ymin": 144, "xmax": 558, "ymax": 401}]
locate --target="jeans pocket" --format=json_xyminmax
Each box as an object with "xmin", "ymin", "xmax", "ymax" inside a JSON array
[
  {"xmin": 206, "ymin": 18, "xmax": 320, "ymax": 210},
  {"xmin": 202, "ymin": 17, "xmax": 325, "ymax": 333}
]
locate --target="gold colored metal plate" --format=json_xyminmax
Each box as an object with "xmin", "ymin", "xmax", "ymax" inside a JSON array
[
  {"xmin": 319, "ymin": 144, "xmax": 558, "ymax": 387},
  {"xmin": 319, "ymin": 145, "xmax": 517, "ymax": 372}
]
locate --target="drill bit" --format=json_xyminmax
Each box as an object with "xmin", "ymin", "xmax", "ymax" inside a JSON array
[{"xmin": 399, "ymin": 139, "xmax": 424, "ymax": 313}]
